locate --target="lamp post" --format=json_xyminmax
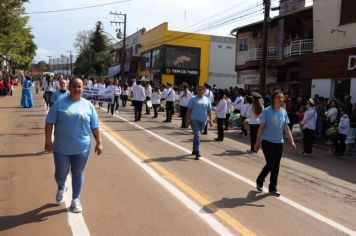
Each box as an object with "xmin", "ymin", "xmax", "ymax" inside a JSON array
[
  {"xmin": 47, "ymin": 55, "xmax": 52, "ymax": 72},
  {"xmin": 110, "ymin": 12, "xmax": 127, "ymax": 82},
  {"xmin": 67, "ymin": 50, "xmax": 73, "ymax": 77}
]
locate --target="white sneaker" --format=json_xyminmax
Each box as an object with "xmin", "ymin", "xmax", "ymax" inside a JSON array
[
  {"xmin": 71, "ymin": 198, "xmax": 82, "ymax": 213},
  {"xmin": 56, "ymin": 187, "xmax": 67, "ymax": 204}
]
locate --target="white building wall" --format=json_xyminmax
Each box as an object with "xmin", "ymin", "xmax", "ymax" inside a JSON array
[
  {"xmin": 314, "ymin": 0, "xmax": 356, "ymax": 52},
  {"xmin": 311, "ymin": 79, "xmax": 333, "ymax": 99},
  {"xmin": 209, "ymin": 36, "xmax": 237, "ymax": 89}
]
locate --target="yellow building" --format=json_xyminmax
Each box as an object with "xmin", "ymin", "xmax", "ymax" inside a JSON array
[{"xmin": 139, "ymin": 22, "xmax": 211, "ymax": 86}]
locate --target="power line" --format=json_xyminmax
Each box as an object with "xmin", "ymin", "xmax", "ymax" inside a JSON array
[
  {"xmin": 24, "ymin": 0, "xmax": 131, "ymax": 15},
  {"xmin": 140, "ymin": 8, "xmax": 264, "ymax": 50}
]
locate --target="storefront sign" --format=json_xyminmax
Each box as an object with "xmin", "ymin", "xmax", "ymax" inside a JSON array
[
  {"xmin": 82, "ymin": 86, "xmax": 115, "ymax": 104},
  {"xmin": 238, "ymin": 70, "xmax": 277, "ymax": 85},
  {"xmin": 348, "ymin": 55, "xmax": 356, "ymax": 71},
  {"xmin": 165, "ymin": 67, "xmax": 200, "ymax": 76}
]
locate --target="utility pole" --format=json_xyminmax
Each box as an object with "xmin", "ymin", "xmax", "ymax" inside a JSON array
[
  {"xmin": 67, "ymin": 50, "xmax": 73, "ymax": 77},
  {"xmin": 259, "ymin": 0, "xmax": 271, "ymax": 95},
  {"xmin": 110, "ymin": 12, "xmax": 127, "ymax": 82}
]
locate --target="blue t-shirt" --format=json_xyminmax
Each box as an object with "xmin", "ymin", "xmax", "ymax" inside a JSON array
[
  {"xmin": 46, "ymin": 96, "xmax": 99, "ymax": 155},
  {"xmin": 187, "ymin": 96, "xmax": 212, "ymax": 123},
  {"xmin": 52, "ymin": 90, "xmax": 69, "ymax": 103},
  {"xmin": 260, "ymin": 106, "xmax": 289, "ymax": 143}
]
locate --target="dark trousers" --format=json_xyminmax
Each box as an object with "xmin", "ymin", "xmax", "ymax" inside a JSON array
[
  {"xmin": 303, "ymin": 128, "xmax": 315, "ymax": 154},
  {"xmin": 241, "ymin": 116, "xmax": 248, "ymax": 136},
  {"xmin": 121, "ymin": 95, "xmax": 128, "ymax": 107},
  {"xmin": 257, "ymin": 140, "xmax": 284, "ymax": 191},
  {"xmin": 108, "ymin": 95, "xmax": 119, "ymax": 115},
  {"xmin": 180, "ymin": 106, "xmax": 188, "ymax": 128},
  {"xmin": 334, "ymin": 133, "xmax": 346, "ymax": 155},
  {"xmin": 217, "ymin": 118, "xmax": 225, "ymax": 140},
  {"xmin": 165, "ymin": 101, "xmax": 174, "ymax": 121},
  {"xmin": 153, "ymin": 104, "xmax": 160, "ymax": 118},
  {"xmin": 145, "ymin": 97, "xmax": 151, "ymax": 114},
  {"xmin": 134, "ymin": 100, "xmax": 143, "ymax": 121},
  {"xmin": 225, "ymin": 113, "xmax": 230, "ymax": 130},
  {"xmin": 249, "ymin": 124, "xmax": 260, "ymax": 152}
]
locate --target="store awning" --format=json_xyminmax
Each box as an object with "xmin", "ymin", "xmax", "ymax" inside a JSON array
[{"xmin": 107, "ymin": 64, "xmax": 121, "ymax": 77}]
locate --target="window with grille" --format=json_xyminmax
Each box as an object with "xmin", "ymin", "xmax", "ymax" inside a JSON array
[{"xmin": 239, "ymin": 38, "xmax": 248, "ymax": 51}]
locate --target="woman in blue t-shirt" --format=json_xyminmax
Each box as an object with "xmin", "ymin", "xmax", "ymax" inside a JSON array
[
  {"xmin": 186, "ymin": 86, "xmax": 213, "ymax": 160},
  {"xmin": 254, "ymin": 90, "xmax": 296, "ymax": 197},
  {"xmin": 45, "ymin": 78, "xmax": 103, "ymax": 213}
]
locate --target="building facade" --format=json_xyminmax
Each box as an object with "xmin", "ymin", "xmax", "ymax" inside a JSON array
[
  {"xmin": 139, "ymin": 23, "xmax": 237, "ymax": 88},
  {"xmin": 109, "ymin": 28, "xmax": 145, "ymax": 80},
  {"xmin": 139, "ymin": 22, "xmax": 210, "ymax": 86},
  {"xmin": 208, "ymin": 36, "xmax": 237, "ymax": 89},
  {"xmin": 49, "ymin": 56, "xmax": 71, "ymax": 76},
  {"xmin": 232, "ymin": 2, "xmax": 313, "ymax": 94},
  {"xmin": 309, "ymin": 0, "xmax": 356, "ymax": 103},
  {"xmin": 232, "ymin": 0, "xmax": 356, "ymax": 102}
]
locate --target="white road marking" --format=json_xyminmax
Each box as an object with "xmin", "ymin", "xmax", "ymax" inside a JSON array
[
  {"xmin": 109, "ymin": 112, "xmax": 356, "ymax": 236},
  {"xmin": 46, "ymin": 105, "xmax": 91, "ymax": 236},
  {"xmin": 101, "ymin": 126, "xmax": 234, "ymax": 236}
]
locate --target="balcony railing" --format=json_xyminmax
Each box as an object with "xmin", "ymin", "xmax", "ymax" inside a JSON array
[
  {"xmin": 283, "ymin": 39, "xmax": 314, "ymax": 57},
  {"xmin": 248, "ymin": 47, "xmax": 277, "ymax": 61}
]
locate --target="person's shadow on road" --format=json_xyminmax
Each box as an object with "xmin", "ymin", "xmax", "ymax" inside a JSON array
[
  {"xmin": 202, "ymin": 191, "xmax": 270, "ymax": 213},
  {"xmin": 0, "ymin": 203, "xmax": 67, "ymax": 231}
]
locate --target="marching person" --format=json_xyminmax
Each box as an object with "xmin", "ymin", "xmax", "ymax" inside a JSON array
[
  {"xmin": 240, "ymin": 96, "xmax": 252, "ymax": 137},
  {"xmin": 52, "ymin": 78, "xmax": 69, "ymax": 103},
  {"xmin": 21, "ymin": 75, "xmax": 34, "ymax": 108},
  {"xmin": 163, "ymin": 82, "xmax": 175, "ymax": 123},
  {"xmin": 133, "ymin": 79, "xmax": 145, "ymax": 122},
  {"xmin": 107, "ymin": 79, "xmax": 121, "ymax": 116},
  {"xmin": 334, "ymin": 109, "xmax": 350, "ymax": 157},
  {"xmin": 186, "ymin": 86, "xmax": 213, "ymax": 160},
  {"xmin": 300, "ymin": 99, "xmax": 317, "ymax": 156},
  {"xmin": 214, "ymin": 90, "xmax": 227, "ymax": 141},
  {"xmin": 145, "ymin": 81, "xmax": 152, "ymax": 115},
  {"xmin": 246, "ymin": 92, "xmax": 263, "ymax": 153},
  {"xmin": 42, "ymin": 74, "xmax": 56, "ymax": 110},
  {"xmin": 254, "ymin": 90, "xmax": 296, "ymax": 197},
  {"xmin": 224, "ymin": 93, "xmax": 232, "ymax": 131},
  {"xmin": 233, "ymin": 90, "xmax": 244, "ymax": 113},
  {"xmin": 121, "ymin": 82, "xmax": 129, "ymax": 107},
  {"xmin": 179, "ymin": 82, "xmax": 192, "ymax": 128},
  {"xmin": 202, "ymin": 83, "xmax": 214, "ymax": 134},
  {"xmin": 45, "ymin": 78, "xmax": 103, "ymax": 213},
  {"xmin": 151, "ymin": 86, "xmax": 162, "ymax": 118}
]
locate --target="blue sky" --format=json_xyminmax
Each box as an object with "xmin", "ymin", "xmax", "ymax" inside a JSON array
[{"xmin": 24, "ymin": 0, "xmax": 312, "ymax": 62}]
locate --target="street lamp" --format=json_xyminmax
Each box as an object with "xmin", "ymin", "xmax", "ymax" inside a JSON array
[{"xmin": 47, "ymin": 55, "xmax": 52, "ymax": 72}]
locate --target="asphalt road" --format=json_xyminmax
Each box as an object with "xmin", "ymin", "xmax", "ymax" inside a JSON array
[{"xmin": 0, "ymin": 88, "xmax": 355, "ymax": 236}]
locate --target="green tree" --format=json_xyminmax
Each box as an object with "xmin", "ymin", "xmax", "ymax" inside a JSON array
[
  {"xmin": 0, "ymin": 0, "xmax": 37, "ymax": 70},
  {"xmin": 37, "ymin": 60, "xmax": 48, "ymax": 72},
  {"xmin": 73, "ymin": 21, "xmax": 113, "ymax": 77}
]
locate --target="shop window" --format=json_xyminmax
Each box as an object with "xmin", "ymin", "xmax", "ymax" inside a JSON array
[
  {"xmin": 165, "ymin": 46, "xmax": 200, "ymax": 69},
  {"xmin": 152, "ymin": 48, "xmax": 162, "ymax": 69},
  {"xmin": 239, "ymin": 38, "xmax": 248, "ymax": 52},
  {"xmin": 141, "ymin": 52, "xmax": 151, "ymax": 70},
  {"xmin": 340, "ymin": 0, "xmax": 356, "ymax": 25}
]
